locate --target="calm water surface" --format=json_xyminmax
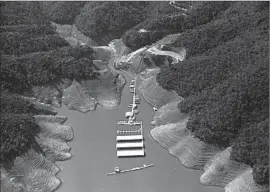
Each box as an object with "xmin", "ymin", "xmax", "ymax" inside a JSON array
[{"xmin": 56, "ymin": 74, "xmax": 224, "ymax": 192}]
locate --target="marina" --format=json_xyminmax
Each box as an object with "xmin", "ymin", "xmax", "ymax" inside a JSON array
[
  {"xmin": 115, "ymin": 75, "xmax": 147, "ymax": 159},
  {"xmin": 55, "ymin": 73, "xmax": 224, "ymax": 192}
]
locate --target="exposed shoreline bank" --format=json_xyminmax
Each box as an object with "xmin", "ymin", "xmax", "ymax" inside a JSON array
[
  {"xmin": 141, "ymin": 75, "xmax": 269, "ymax": 192},
  {"xmin": 1, "ymin": 102, "xmax": 74, "ymax": 192}
]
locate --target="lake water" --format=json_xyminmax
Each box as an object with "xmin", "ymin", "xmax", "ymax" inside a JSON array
[{"xmin": 55, "ymin": 73, "xmax": 224, "ymax": 192}]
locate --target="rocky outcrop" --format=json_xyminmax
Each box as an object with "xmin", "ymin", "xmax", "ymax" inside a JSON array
[
  {"xmin": 0, "ymin": 114, "xmax": 74, "ymax": 192},
  {"xmin": 201, "ymin": 147, "xmax": 269, "ymax": 192},
  {"xmin": 34, "ymin": 115, "xmax": 67, "ymax": 124},
  {"xmin": 33, "ymin": 86, "xmax": 62, "ymax": 107},
  {"xmin": 48, "ymin": 23, "xmax": 127, "ymax": 113},
  {"xmin": 225, "ymin": 168, "xmax": 269, "ymax": 192},
  {"xmin": 146, "ymin": 46, "xmax": 186, "ymax": 64},
  {"xmin": 151, "ymin": 121, "xmax": 221, "ymax": 169},
  {"xmin": 62, "ymin": 80, "xmax": 97, "ymax": 112},
  {"xmin": 138, "ymin": 75, "xmax": 182, "ymax": 108},
  {"xmin": 151, "ymin": 100, "xmax": 188, "ymax": 126},
  {"xmin": 139, "ymin": 68, "xmax": 161, "ymax": 80},
  {"xmin": 92, "ymin": 46, "xmax": 112, "ymax": 61},
  {"xmin": 62, "ymin": 72, "xmax": 125, "ymax": 112},
  {"xmin": 87, "ymin": 73, "xmax": 125, "ymax": 109},
  {"xmin": 32, "ymin": 79, "xmax": 73, "ymax": 108},
  {"xmin": 22, "ymin": 96, "xmax": 58, "ymax": 115},
  {"xmin": 52, "ymin": 22, "xmax": 98, "ymax": 47},
  {"xmin": 109, "ymin": 39, "xmax": 131, "ymax": 57}
]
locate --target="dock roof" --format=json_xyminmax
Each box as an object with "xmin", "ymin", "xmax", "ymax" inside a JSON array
[
  {"xmin": 116, "ymin": 135, "xmax": 143, "ymax": 141},
  {"xmin": 117, "ymin": 149, "xmax": 145, "ymax": 157},
  {"xmin": 116, "ymin": 141, "xmax": 144, "ymax": 148}
]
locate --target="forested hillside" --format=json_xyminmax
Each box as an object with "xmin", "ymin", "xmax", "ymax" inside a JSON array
[
  {"xmin": 40, "ymin": 2, "xmax": 86, "ymax": 24},
  {"xmin": 0, "ymin": 1, "xmax": 269, "ymax": 186},
  {"xmin": 0, "ymin": 2, "xmax": 97, "ymax": 169},
  {"xmin": 122, "ymin": 1, "xmax": 230, "ymax": 50},
  {"xmin": 155, "ymin": 1, "xmax": 269, "ymax": 185},
  {"xmin": 40, "ymin": 1, "xmax": 193, "ymax": 45}
]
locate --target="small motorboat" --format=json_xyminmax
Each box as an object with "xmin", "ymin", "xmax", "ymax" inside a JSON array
[
  {"xmin": 128, "ymin": 104, "xmax": 137, "ymax": 109},
  {"xmin": 153, "ymin": 107, "xmax": 158, "ymax": 111},
  {"xmin": 128, "ymin": 116, "xmax": 136, "ymax": 122},
  {"xmin": 133, "ymin": 109, "xmax": 139, "ymax": 114},
  {"xmin": 125, "ymin": 111, "xmax": 134, "ymax": 118},
  {"xmin": 114, "ymin": 167, "xmax": 121, "ymax": 173}
]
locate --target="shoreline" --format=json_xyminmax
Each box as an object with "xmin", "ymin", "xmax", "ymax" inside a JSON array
[
  {"xmin": 146, "ymin": 88, "xmax": 269, "ymax": 192},
  {"xmin": 1, "ymin": 105, "xmax": 74, "ymax": 192},
  {"xmin": 3, "ymin": 20, "xmax": 267, "ymax": 192}
]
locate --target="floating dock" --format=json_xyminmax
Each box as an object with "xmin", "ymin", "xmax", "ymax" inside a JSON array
[
  {"xmin": 116, "ymin": 76, "xmax": 145, "ymax": 158},
  {"xmin": 116, "ymin": 141, "xmax": 144, "ymax": 149},
  {"xmin": 107, "ymin": 164, "xmax": 154, "ymax": 176},
  {"xmin": 117, "ymin": 120, "xmax": 142, "ymax": 125},
  {"xmin": 117, "ymin": 149, "xmax": 145, "ymax": 157},
  {"xmin": 116, "ymin": 135, "xmax": 143, "ymax": 141}
]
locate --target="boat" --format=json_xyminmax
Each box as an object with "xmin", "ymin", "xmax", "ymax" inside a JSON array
[
  {"xmin": 153, "ymin": 107, "xmax": 158, "ymax": 111},
  {"xmin": 128, "ymin": 103, "xmax": 137, "ymax": 108},
  {"xmin": 128, "ymin": 116, "xmax": 136, "ymax": 122},
  {"xmin": 133, "ymin": 109, "xmax": 139, "ymax": 114},
  {"xmin": 107, "ymin": 164, "xmax": 154, "ymax": 176}
]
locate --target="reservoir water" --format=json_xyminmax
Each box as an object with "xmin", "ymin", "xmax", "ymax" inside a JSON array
[{"xmin": 55, "ymin": 73, "xmax": 224, "ymax": 192}]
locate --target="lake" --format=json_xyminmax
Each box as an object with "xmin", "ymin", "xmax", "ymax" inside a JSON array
[{"xmin": 55, "ymin": 73, "xmax": 224, "ymax": 192}]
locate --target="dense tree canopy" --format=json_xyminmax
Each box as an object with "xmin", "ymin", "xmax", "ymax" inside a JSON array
[
  {"xmin": 0, "ymin": 2, "xmax": 97, "ymax": 169},
  {"xmin": 74, "ymin": 1, "xmax": 151, "ymax": 44},
  {"xmin": 0, "ymin": 93, "xmax": 56, "ymax": 116},
  {"xmin": 122, "ymin": 1, "xmax": 230, "ymax": 50},
  {"xmin": 0, "ymin": 1, "xmax": 269, "ymax": 186},
  {"xmin": 1, "ymin": 46, "xmax": 96, "ymax": 94},
  {"xmin": 0, "ymin": 113, "xmax": 41, "ymax": 168},
  {"xmin": 156, "ymin": 1, "xmax": 269, "ymax": 184},
  {"xmin": 0, "ymin": 1, "xmax": 97, "ymax": 94},
  {"xmin": 231, "ymin": 119, "xmax": 269, "ymax": 184},
  {"xmin": 40, "ymin": 2, "xmax": 86, "ymax": 24}
]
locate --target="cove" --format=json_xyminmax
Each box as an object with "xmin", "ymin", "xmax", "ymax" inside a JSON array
[{"xmin": 55, "ymin": 73, "xmax": 224, "ymax": 192}]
